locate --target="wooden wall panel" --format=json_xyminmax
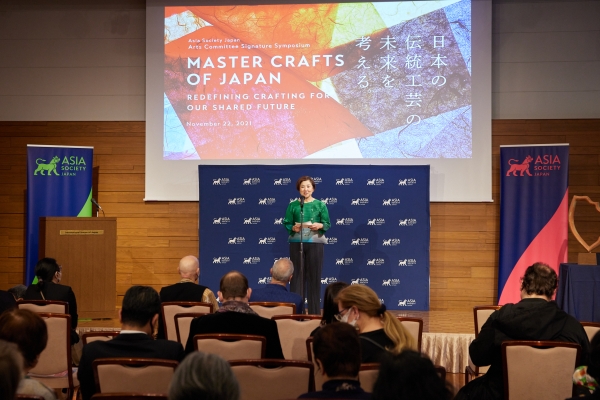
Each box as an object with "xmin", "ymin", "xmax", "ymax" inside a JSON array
[{"xmin": 0, "ymin": 120, "xmax": 599, "ymax": 311}]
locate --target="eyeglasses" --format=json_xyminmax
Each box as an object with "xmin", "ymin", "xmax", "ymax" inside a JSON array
[{"xmin": 334, "ymin": 307, "xmax": 350, "ymax": 322}]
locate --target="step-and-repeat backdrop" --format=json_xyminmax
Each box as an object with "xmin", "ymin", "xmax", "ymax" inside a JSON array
[{"xmin": 199, "ymin": 165, "xmax": 430, "ymax": 310}]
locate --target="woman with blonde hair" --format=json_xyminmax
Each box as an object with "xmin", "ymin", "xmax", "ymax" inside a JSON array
[{"xmin": 336, "ymin": 284, "xmax": 416, "ymax": 363}]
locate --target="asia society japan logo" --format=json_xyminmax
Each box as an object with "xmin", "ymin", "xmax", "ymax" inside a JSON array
[
  {"xmin": 320, "ymin": 197, "xmax": 337, "ymax": 205},
  {"xmin": 258, "ymin": 277, "xmax": 272, "ymax": 284},
  {"xmin": 399, "ymin": 219, "xmax": 417, "ymax": 226},
  {"xmin": 350, "ymin": 278, "xmax": 368, "ymax": 285},
  {"xmin": 243, "ymin": 217, "xmax": 260, "ymax": 225},
  {"xmin": 367, "ymin": 258, "xmax": 385, "ymax": 266},
  {"xmin": 336, "ymin": 218, "xmax": 353, "ymax": 226},
  {"xmin": 258, "ymin": 198, "xmax": 276, "ymax": 205},
  {"xmin": 243, "ymin": 177, "xmax": 260, "ymax": 185},
  {"xmin": 382, "ymin": 198, "xmax": 400, "ymax": 206},
  {"xmin": 321, "ymin": 277, "xmax": 338, "ymax": 284},
  {"xmin": 273, "ymin": 178, "xmax": 291, "ymax": 185},
  {"xmin": 213, "ymin": 178, "xmax": 230, "ymax": 185},
  {"xmin": 335, "ymin": 258, "xmax": 353, "ymax": 265},
  {"xmin": 351, "ymin": 238, "xmax": 369, "ymax": 245},
  {"xmin": 351, "ymin": 198, "xmax": 368, "ymax": 206},
  {"xmin": 227, "ymin": 237, "xmax": 245, "ymax": 244},
  {"xmin": 382, "ymin": 279, "xmax": 400, "ymax": 287},
  {"xmin": 324, "ymin": 237, "xmax": 337, "ymax": 244},
  {"xmin": 367, "ymin": 218, "xmax": 385, "ymax": 226},
  {"xmin": 506, "ymin": 154, "xmax": 561, "ymax": 177},
  {"xmin": 398, "ymin": 259, "xmax": 417, "ymax": 266},
  {"xmin": 382, "ymin": 239, "xmax": 401, "ymax": 246},
  {"xmin": 366, "ymin": 178, "xmax": 385, "ymax": 186},
  {"xmin": 213, "ymin": 217, "xmax": 230, "ymax": 225},
  {"xmin": 258, "ymin": 237, "xmax": 276, "ymax": 244},
  {"xmin": 227, "ymin": 198, "xmax": 245, "ymax": 205},
  {"xmin": 398, "ymin": 299, "xmax": 417, "ymax": 307},
  {"xmin": 212, "ymin": 257, "xmax": 230, "ymax": 264},
  {"xmin": 242, "ymin": 257, "xmax": 260, "ymax": 265},
  {"xmin": 335, "ymin": 178, "xmax": 353, "ymax": 185},
  {"xmin": 274, "ymin": 218, "xmax": 283, "ymax": 225},
  {"xmin": 398, "ymin": 178, "xmax": 417, "ymax": 186},
  {"xmin": 34, "ymin": 155, "xmax": 87, "ymax": 177}
]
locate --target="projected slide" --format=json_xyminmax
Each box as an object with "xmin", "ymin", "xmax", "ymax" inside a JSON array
[{"xmin": 163, "ymin": 1, "xmax": 472, "ymax": 160}]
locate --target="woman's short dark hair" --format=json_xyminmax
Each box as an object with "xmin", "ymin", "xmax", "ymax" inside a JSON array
[
  {"xmin": 0, "ymin": 340, "xmax": 23, "ymax": 400},
  {"xmin": 372, "ymin": 350, "xmax": 453, "ymax": 400},
  {"xmin": 0, "ymin": 309, "xmax": 48, "ymax": 370},
  {"xmin": 321, "ymin": 281, "xmax": 349, "ymax": 325},
  {"xmin": 313, "ymin": 323, "xmax": 361, "ymax": 378},
  {"xmin": 296, "ymin": 176, "xmax": 316, "ymax": 191},
  {"xmin": 520, "ymin": 262, "xmax": 558, "ymax": 298}
]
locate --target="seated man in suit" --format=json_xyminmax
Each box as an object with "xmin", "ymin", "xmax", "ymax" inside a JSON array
[
  {"xmin": 157, "ymin": 255, "xmax": 219, "ymax": 339},
  {"xmin": 455, "ymin": 262, "xmax": 591, "ymax": 400},
  {"xmin": 184, "ymin": 271, "xmax": 284, "ymax": 359},
  {"xmin": 299, "ymin": 322, "xmax": 371, "ymax": 399},
  {"xmin": 250, "ymin": 258, "xmax": 303, "ymax": 313},
  {"xmin": 78, "ymin": 286, "xmax": 185, "ymax": 400}
]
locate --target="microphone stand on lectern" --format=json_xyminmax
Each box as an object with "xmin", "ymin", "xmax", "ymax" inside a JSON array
[{"xmin": 299, "ymin": 195, "xmax": 305, "ymax": 313}]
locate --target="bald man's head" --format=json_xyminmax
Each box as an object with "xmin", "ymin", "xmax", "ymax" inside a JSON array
[{"xmin": 178, "ymin": 256, "xmax": 199, "ymax": 281}]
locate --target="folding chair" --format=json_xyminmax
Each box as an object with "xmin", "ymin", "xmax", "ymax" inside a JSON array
[
  {"xmin": 193, "ymin": 334, "xmax": 266, "ymax": 360},
  {"xmin": 465, "ymin": 305, "xmax": 501, "ymax": 384},
  {"xmin": 93, "ymin": 358, "xmax": 178, "ymax": 395},
  {"xmin": 272, "ymin": 314, "xmax": 321, "ymax": 360},
  {"xmin": 18, "ymin": 300, "xmax": 68, "ymax": 314},
  {"xmin": 174, "ymin": 312, "xmax": 206, "ymax": 346},
  {"xmin": 396, "ymin": 317, "xmax": 423, "ymax": 352},
  {"xmin": 160, "ymin": 301, "xmax": 213, "ymax": 341},
  {"xmin": 81, "ymin": 331, "xmax": 120, "ymax": 345},
  {"xmin": 248, "ymin": 302, "xmax": 296, "ymax": 319}
]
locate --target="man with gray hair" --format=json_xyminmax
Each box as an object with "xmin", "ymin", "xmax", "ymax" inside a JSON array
[{"xmin": 250, "ymin": 258, "xmax": 304, "ymax": 313}]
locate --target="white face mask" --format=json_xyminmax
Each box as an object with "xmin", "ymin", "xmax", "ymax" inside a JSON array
[{"xmin": 340, "ymin": 309, "xmax": 358, "ymax": 328}]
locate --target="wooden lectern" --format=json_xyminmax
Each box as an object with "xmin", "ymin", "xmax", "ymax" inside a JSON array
[{"xmin": 39, "ymin": 217, "xmax": 117, "ymax": 319}]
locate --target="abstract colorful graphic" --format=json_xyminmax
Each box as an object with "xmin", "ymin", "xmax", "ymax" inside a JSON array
[{"xmin": 164, "ymin": 1, "xmax": 471, "ymax": 160}]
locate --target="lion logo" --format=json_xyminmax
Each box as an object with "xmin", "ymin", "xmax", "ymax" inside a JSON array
[
  {"xmin": 506, "ymin": 155, "xmax": 533, "ymax": 176},
  {"xmin": 34, "ymin": 156, "xmax": 60, "ymax": 176}
]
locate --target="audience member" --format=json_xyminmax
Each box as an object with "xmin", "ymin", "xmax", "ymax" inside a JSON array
[
  {"xmin": 455, "ymin": 262, "xmax": 591, "ymax": 400},
  {"xmin": 8, "ymin": 285, "xmax": 27, "ymax": 301},
  {"xmin": 168, "ymin": 351, "xmax": 240, "ymax": 400},
  {"xmin": 568, "ymin": 331, "xmax": 600, "ymax": 399},
  {"xmin": 372, "ymin": 350, "xmax": 453, "ymax": 400},
  {"xmin": 0, "ymin": 339, "xmax": 23, "ymax": 400},
  {"xmin": 250, "ymin": 258, "xmax": 303, "ymax": 313},
  {"xmin": 336, "ymin": 284, "xmax": 415, "ymax": 363},
  {"xmin": 0, "ymin": 290, "xmax": 16, "ymax": 315},
  {"xmin": 23, "ymin": 257, "xmax": 79, "ymax": 344},
  {"xmin": 299, "ymin": 322, "xmax": 371, "ymax": 399},
  {"xmin": 0, "ymin": 309, "xmax": 56, "ymax": 400},
  {"xmin": 311, "ymin": 281, "xmax": 349, "ymax": 336},
  {"xmin": 157, "ymin": 255, "xmax": 219, "ymax": 339},
  {"xmin": 185, "ymin": 271, "xmax": 284, "ymax": 359},
  {"xmin": 78, "ymin": 285, "xmax": 185, "ymax": 400}
]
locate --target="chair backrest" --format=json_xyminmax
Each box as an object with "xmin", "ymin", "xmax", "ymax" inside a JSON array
[
  {"xmin": 29, "ymin": 313, "xmax": 72, "ymax": 376},
  {"xmin": 174, "ymin": 312, "xmax": 207, "ymax": 346},
  {"xmin": 248, "ymin": 302, "xmax": 296, "ymax": 318},
  {"xmin": 193, "ymin": 334, "xmax": 266, "ymax": 360},
  {"xmin": 16, "ymin": 395, "xmax": 45, "ymax": 400},
  {"xmin": 306, "ymin": 337, "xmax": 326, "ymax": 391},
  {"xmin": 160, "ymin": 301, "xmax": 213, "ymax": 341},
  {"xmin": 229, "ymin": 359, "xmax": 313, "ymax": 400},
  {"xmin": 473, "ymin": 305, "xmax": 501, "ymax": 337},
  {"xmin": 91, "ymin": 395, "xmax": 168, "ymax": 400},
  {"xmin": 81, "ymin": 331, "xmax": 120, "ymax": 345},
  {"xmin": 502, "ymin": 340, "xmax": 581, "ymax": 400},
  {"xmin": 581, "ymin": 322, "xmax": 600, "ymax": 343},
  {"xmin": 93, "ymin": 358, "xmax": 178, "ymax": 395},
  {"xmin": 358, "ymin": 363, "xmax": 379, "ymax": 393},
  {"xmin": 396, "ymin": 317, "xmax": 423, "ymax": 352},
  {"xmin": 272, "ymin": 315, "xmax": 322, "ymax": 360},
  {"xmin": 18, "ymin": 300, "xmax": 68, "ymax": 314}
]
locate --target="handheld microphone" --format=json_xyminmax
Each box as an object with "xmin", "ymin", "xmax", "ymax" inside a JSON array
[{"xmin": 91, "ymin": 198, "xmax": 103, "ymax": 211}]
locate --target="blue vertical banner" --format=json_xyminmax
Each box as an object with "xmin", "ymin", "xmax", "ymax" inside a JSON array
[
  {"xmin": 499, "ymin": 144, "xmax": 569, "ymax": 304},
  {"xmin": 26, "ymin": 145, "xmax": 94, "ymax": 283},
  {"xmin": 199, "ymin": 165, "xmax": 430, "ymax": 310}
]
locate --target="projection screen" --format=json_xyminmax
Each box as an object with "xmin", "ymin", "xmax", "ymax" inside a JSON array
[{"xmin": 146, "ymin": 0, "xmax": 492, "ymax": 201}]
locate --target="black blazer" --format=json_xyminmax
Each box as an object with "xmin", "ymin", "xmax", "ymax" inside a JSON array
[
  {"xmin": 23, "ymin": 282, "xmax": 79, "ymax": 342},
  {"xmin": 184, "ymin": 311, "xmax": 284, "ymax": 359},
  {"xmin": 157, "ymin": 282, "xmax": 210, "ymax": 339},
  {"xmin": 77, "ymin": 333, "xmax": 184, "ymax": 400}
]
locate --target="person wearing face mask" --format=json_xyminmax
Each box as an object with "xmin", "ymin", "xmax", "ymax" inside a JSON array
[
  {"xmin": 336, "ymin": 285, "xmax": 416, "ymax": 363},
  {"xmin": 23, "ymin": 257, "xmax": 80, "ymax": 344},
  {"xmin": 283, "ymin": 176, "xmax": 331, "ymax": 315},
  {"xmin": 77, "ymin": 286, "xmax": 185, "ymax": 400}
]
